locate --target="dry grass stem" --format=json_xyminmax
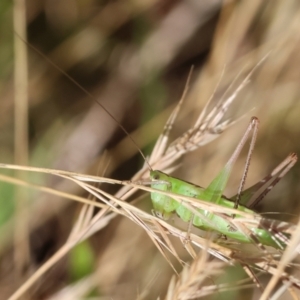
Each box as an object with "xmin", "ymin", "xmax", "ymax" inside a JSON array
[{"xmin": 2, "ymin": 63, "xmax": 300, "ymax": 299}]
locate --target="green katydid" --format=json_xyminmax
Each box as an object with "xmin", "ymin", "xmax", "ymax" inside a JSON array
[
  {"xmin": 149, "ymin": 117, "xmax": 297, "ymax": 248},
  {"xmin": 20, "ymin": 40, "xmax": 297, "ymax": 250},
  {"xmin": 39, "ymin": 50, "xmax": 298, "ymax": 249}
]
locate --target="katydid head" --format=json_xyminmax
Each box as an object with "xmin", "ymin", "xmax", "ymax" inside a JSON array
[
  {"xmin": 150, "ymin": 170, "xmax": 171, "ymax": 183},
  {"xmin": 150, "ymin": 170, "xmax": 178, "ymax": 220}
]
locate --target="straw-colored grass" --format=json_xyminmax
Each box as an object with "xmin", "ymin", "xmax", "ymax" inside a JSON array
[{"xmin": 1, "ymin": 1, "xmax": 300, "ymax": 299}]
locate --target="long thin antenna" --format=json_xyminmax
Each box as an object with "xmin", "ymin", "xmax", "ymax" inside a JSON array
[
  {"xmin": 15, "ymin": 32, "xmax": 152, "ymax": 170},
  {"xmin": 234, "ymin": 117, "xmax": 259, "ymax": 208}
]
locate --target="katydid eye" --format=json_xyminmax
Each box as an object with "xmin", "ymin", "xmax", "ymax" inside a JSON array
[{"xmin": 153, "ymin": 174, "xmax": 160, "ymax": 180}]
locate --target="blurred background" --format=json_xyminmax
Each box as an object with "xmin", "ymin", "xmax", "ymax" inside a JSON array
[{"xmin": 1, "ymin": 0, "xmax": 300, "ymax": 299}]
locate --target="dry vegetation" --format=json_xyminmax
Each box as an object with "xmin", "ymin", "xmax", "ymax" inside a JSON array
[{"xmin": 1, "ymin": 0, "xmax": 300, "ymax": 299}]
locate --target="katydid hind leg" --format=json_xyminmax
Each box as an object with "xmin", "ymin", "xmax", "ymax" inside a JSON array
[
  {"xmin": 234, "ymin": 117, "xmax": 259, "ymax": 208},
  {"xmin": 231, "ymin": 153, "xmax": 298, "ymax": 208},
  {"xmin": 248, "ymin": 153, "xmax": 297, "ymax": 209},
  {"xmin": 205, "ymin": 117, "xmax": 259, "ymax": 207}
]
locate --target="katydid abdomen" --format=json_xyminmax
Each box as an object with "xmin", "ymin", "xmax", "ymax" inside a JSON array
[{"xmin": 150, "ymin": 170, "xmax": 288, "ymax": 248}]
